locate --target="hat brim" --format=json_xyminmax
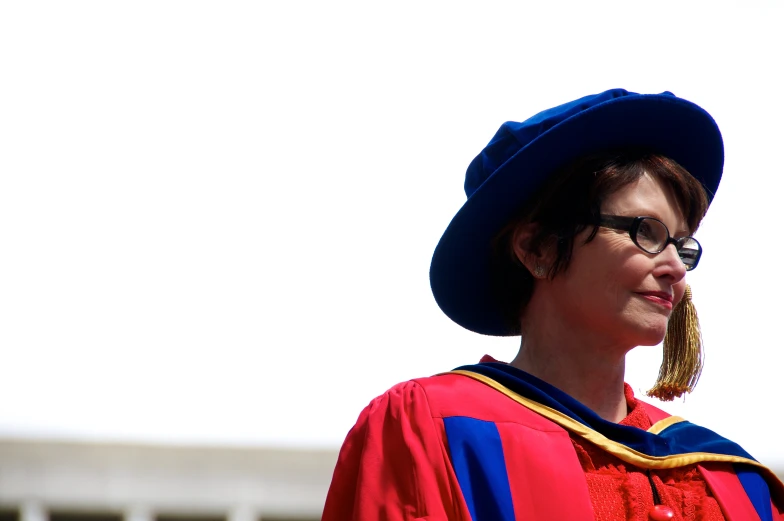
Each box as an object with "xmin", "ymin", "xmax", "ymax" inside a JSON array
[{"xmin": 429, "ymin": 94, "xmax": 724, "ymax": 336}]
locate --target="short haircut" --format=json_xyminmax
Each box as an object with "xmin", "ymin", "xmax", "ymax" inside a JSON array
[{"xmin": 491, "ymin": 149, "xmax": 710, "ymax": 333}]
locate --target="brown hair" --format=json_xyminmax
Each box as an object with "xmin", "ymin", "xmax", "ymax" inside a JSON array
[{"xmin": 491, "ymin": 149, "xmax": 710, "ymax": 332}]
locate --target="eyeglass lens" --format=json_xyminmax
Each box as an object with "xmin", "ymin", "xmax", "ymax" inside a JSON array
[{"xmin": 635, "ymin": 218, "xmax": 700, "ymax": 270}]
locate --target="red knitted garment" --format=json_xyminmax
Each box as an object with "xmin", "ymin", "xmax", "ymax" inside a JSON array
[{"xmin": 571, "ymin": 384, "xmax": 726, "ymax": 520}]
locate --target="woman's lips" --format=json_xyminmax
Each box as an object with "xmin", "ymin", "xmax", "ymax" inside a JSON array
[{"xmin": 637, "ymin": 292, "xmax": 673, "ymax": 310}]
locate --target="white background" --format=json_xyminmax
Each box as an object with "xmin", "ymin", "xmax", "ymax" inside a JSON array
[{"xmin": 1, "ymin": 1, "xmax": 782, "ymax": 469}]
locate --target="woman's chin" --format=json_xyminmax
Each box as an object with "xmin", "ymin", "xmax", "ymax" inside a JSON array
[
  {"xmin": 636, "ymin": 336, "xmax": 666, "ymax": 347},
  {"xmin": 634, "ymin": 327, "xmax": 668, "ymax": 347},
  {"xmin": 620, "ymin": 318, "xmax": 668, "ymax": 347}
]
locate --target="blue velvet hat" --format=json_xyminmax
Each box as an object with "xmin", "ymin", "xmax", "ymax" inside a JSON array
[{"xmin": 429, "ymin": 88, "xmax": 724, "ymax": 336}]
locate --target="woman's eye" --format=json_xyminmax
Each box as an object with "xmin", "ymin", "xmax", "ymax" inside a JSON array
[{"xmin": 638, "ymin": 222, "xmax": 655, "ymax": 239}]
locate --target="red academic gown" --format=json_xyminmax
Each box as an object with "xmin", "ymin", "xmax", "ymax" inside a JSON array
[{"xmin": 323, "ymin": 364, "xmax": 784, "ymax": 521}]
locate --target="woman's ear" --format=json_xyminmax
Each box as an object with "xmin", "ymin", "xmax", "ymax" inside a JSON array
[{"xmin": 511, "ymin": 223, "xmax": 551, "ymax": 279}]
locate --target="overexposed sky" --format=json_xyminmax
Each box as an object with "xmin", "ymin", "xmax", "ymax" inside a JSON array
[{"xmin": 1, "ymin": 1, "xmax": 783, "ymax": 469}]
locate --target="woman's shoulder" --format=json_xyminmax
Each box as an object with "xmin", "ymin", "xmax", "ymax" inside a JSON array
[
  {"xmin": 362, "ymin": 372, "xmax": 490, "ymax": 415},
  {"xmin": 362, "ymin": 371, "xmax": 567, "ymax": 432}
]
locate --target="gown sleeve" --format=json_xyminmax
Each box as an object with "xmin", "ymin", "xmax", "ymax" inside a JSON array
[{"xmin": 321, "ymin": 379, "xmax": 465, "ymax": 521}]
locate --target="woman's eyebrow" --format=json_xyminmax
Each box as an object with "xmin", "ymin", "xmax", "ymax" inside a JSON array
[{"xmin": 610, "ymin": 208, "xmax": 690, "ymax": 235}]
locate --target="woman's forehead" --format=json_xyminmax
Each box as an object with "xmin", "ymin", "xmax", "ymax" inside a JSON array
[{"xmin": 602, "ymin": 174, "xmax": 689, "ymax": 231}]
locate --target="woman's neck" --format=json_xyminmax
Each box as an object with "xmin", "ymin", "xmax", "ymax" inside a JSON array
[{"xmin": 509, "ymin": 325, "xmax": 630, "ymax": 423}]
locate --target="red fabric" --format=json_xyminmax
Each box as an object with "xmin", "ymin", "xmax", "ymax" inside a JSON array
[
  {"xmin": 323, "ymin": 373, "xmax": 596, "ymax": 520},
  {"xmin": 640, "ymin": 397, "xmax": 673, "ymax": 424},
  {"xmin": 321, "ymin": 380, "xmax": 471, "ymax": 521},
  {"xmin": 323, "ymin": 361, "xmax": 781, "ymax": 520},
  {"xmin": 700, "ymin": 463, "xmax": 769, "ymax": 521},
  {"xmin": 571, "ymin": 384, "xmax": 726, "ymax": 520},
  {"xmin": 495, "ymin": 421, "xmax": 594, "ymax": 519}
]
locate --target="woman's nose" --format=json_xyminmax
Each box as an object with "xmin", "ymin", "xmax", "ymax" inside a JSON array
[{"xmin": 657, "ymin": 243, "xmax": 687, "ymax": 281}]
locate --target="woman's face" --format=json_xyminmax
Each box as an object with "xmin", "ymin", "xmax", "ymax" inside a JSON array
[{"xmin": 546, "ymin": 173, "xmax": 689, "ymax": 349}]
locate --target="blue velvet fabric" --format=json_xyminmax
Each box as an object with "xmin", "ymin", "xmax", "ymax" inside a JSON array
[
  {"xmin": 430, "ymin": 88, "xmax": 724, "ymax": 336},
  {"xmin": 464, "ymin": 89, "xmax": 654, "ymax": 197},
  {"xmin": 456, "ymin": 362, "xmax": 755, "ymax": 460},
  {"xmin": 736, "ymin": 465, "xmax": 774, "ymax": 521},
  {"xmin": 452, "ymin": 362, "xmax": 783, "ymax": 519},
  {"xmin": 444, "ymin": 417, "xmax": 516, "ymax": 521}
]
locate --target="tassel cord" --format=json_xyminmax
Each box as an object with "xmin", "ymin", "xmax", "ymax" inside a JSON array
[{"xmin": 647, "ymin": 284, "xmax": 704, "ymax": 401}]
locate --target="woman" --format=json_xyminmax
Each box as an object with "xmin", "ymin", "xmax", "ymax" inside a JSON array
[{"xmin": 322, "ymin": 89, "xmax": 784, "ymax": 520}]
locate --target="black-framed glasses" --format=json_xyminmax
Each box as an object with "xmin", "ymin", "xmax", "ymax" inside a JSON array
[{"xmin": 596, "ymin": 215, "xmax": 702, "ymax": 271}]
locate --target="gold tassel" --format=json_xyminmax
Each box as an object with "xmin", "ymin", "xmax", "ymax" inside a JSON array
[{"xmin": 646, "ymin": 284, "xmax": 704, "ymax": 401}]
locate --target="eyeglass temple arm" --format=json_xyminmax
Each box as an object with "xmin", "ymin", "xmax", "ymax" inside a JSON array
[{"xmin": 596, "ymin": 215, "xmax": 637, "ymax": 231}]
